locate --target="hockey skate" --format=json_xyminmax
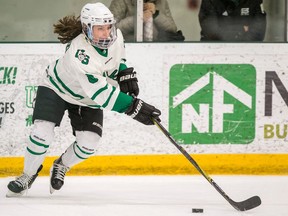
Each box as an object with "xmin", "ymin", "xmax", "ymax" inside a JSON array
[
  {"xmin": 50, "ymin": 157, "xmax": 70, "ymax": 194},
  {"xmin": 6, "ymin": 165, "xmax": 43, "ymax": 197}
]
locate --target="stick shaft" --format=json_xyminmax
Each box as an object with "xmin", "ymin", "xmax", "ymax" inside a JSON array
[{"xmin": 152, "ymin": 118, "xmax": 242, "ymax": 210}]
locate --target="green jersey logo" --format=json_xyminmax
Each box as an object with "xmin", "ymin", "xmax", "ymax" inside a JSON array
[
  {"xmin": 75, "ymin": 49, "xmax": 90, "ymax": 65},
  {"xmin": 169, "ymin": 64, "xmax": 256, "ymax": 144}
]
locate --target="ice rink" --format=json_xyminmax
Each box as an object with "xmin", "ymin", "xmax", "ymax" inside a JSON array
[{"xmin": 0, "ymin": 175, "xmax": 287, "ymax": 216}]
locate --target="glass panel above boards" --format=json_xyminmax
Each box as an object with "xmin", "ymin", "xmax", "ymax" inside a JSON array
[{"xmin": 0, "ymin": 0, "xmax": 286, "ymax": 43}]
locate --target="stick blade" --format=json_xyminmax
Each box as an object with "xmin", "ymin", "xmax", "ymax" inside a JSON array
[{"xmin": 231, "ymin": 196, "xmax": 261, "ymax": 211}]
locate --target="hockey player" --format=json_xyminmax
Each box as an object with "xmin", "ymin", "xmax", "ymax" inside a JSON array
[{"xmin": 6, "ymin": 2, "xmax": 161, "ymax": 197}]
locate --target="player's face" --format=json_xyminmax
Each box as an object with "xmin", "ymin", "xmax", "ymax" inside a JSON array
[{"xmin": 92, "ymin": 24, "xmax": 112, "ymax": 41}]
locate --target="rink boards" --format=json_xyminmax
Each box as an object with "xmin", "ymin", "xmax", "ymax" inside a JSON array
[
  {"xmin": 0, "ymin": 43, "xmax": 288, "ymax": 176},
  {"xmin": 0, "ymin": 154, "xmax": 287, "ymax": 177}
]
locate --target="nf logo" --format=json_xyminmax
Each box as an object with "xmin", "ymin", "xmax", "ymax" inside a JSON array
[{"xmin": 169, "ymin": 64, "xmax": 256, "ymax": 144}]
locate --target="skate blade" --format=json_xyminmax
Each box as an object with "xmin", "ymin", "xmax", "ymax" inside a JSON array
[
  {"xmin": 6, "ymin": 189, "xmax": 25, "ymax": 198},
  {"xmin": 49, "ymin": 166, "xmax": 55, "ymax": 194},
  {"xmin": 50, "ymin": 186, "xmax": 55, "ymax": 194}
]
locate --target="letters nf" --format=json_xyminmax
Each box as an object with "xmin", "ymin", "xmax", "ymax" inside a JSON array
[{"xmin": 169, "ymin": 64, "xmax": 256, "ymax": 144}]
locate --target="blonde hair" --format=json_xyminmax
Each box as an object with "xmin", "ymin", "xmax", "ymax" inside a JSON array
[{"xmin": 53, "ymin": 15, "xmax": 82, "ymax": 44}]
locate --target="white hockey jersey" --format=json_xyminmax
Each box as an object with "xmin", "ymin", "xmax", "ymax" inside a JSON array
[{"xmin": 43, "ymin": 29, "xmax": 133, "ymax": 113}]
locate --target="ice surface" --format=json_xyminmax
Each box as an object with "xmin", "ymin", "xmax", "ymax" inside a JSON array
[{"xmin": 0, "ymin": 175, "xmax": 287, "ymax": 216}]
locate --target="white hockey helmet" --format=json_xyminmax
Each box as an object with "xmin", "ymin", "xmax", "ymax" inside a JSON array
[{"xmin": 80, "ymin": 3, "xmax": 117, "ymax": 49}]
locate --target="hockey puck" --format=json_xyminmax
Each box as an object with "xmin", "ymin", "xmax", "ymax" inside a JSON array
[{"xmin": 192, "ymin": 208, "xmax": 204, "ymax": 213}]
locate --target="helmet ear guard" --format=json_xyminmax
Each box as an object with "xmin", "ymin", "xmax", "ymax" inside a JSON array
[{"xmin": 80, "ymin": 3, "xmax": 117, "ymax": 49}]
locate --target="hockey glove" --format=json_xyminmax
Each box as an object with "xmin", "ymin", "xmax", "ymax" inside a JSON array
[
  {"xmin": 125, "ymin": 98, "xmax": 161, "ymax": 125},
  {"xmin": 117, "ymin": 67, "xmax": 139, "ymax": 97}
]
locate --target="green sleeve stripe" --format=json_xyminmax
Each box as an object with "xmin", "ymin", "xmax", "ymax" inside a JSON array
[
  {"xmin": 49, "ymin": 77, "xmax": 65, "ymax": 94},
  {"xmin": 91, "ymin": 84, "xmax": 108, "ymax": 100},
  {"xmin": 102, "ymin": 86, "xmax": 117, "ymax": 108},
  {"xmin": 72, "ymin": 142, "xmax": 88, "ymax": 160},
  {"xmin": 29, "ymin": 136, "xmax": 49, "ymax": 148},
  {"xmin": 53, "ymin": 60, "xmax": 84, "ymax": 99},
  {"xmin": 112, "ymin": 92, "xmax": 133, "ymax": 113},
  {"xmin": 75, "ymin": 143, "xmax": 94, "ymax": 155},
  {"xmin": 26, "ymin": 147, "xmax": 47, "ymax": 155},
  {"xmin": 119, "ymin": 63, "xmax": 127, "ymax": 72}
]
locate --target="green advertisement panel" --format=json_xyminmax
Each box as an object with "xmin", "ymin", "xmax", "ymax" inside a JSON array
[{"xmin": 169, "ymin": 64, "xmax": 256, "ymax": 144}]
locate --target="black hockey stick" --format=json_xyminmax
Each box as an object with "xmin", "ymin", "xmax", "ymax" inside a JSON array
[{"xmin": 152, "ymin": 118, "xmax": 261, "ymax": 211}]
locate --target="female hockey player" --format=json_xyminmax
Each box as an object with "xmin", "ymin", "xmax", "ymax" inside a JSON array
[{"xmin": 7, "ymin": 2, "xmax": 161, "ymax": 197}]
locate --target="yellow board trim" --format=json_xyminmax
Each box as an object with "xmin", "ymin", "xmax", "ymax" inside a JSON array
[{"xmin": 1, "ymin": 154, "xmax": 288, "ymax": 177}]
